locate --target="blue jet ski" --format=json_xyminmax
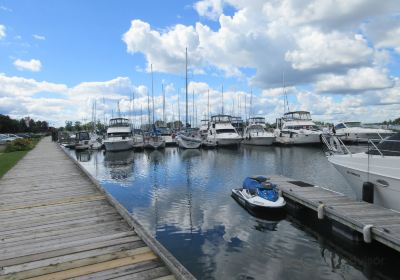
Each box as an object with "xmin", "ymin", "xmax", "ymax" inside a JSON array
[{"xmin": 232, "ymin": 176, "xmax": 286, "ymax": 212}]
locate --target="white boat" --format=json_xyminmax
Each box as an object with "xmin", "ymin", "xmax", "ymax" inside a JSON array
[
  {"xmin": 132, "ymin": 129, "xmax": 144, "ymax": 150},
  {"xmin": 75, "ymin": 131, "xmax": 91, "ymax": 150},
  {"xmin": 243, "ymin": 117, "xmax": 275, "ymax": 146},
  {"xmin": 322, "ymin": 133, "xmax": 400, "ymax": 212},
  {"xmin": 89, "ymin": 133, "xmax": 103, "ymax": 150},
  {"xmin": 231, "ymin": 176, "xmax": 286, "ymax": 213},
  {"xmin": 177, "ymin": 128, "xmax": 202, "ymax": 149},
  {"xmin": 207, "ymin": 115, "xmax": 242, "ymax": 147},
  {"xmin": 103, "ymin": 118, "xmax": 134, "ymax": 152},
  {"xmin": 334, "ymin": 121, "xmax": 394, "ymax": 143},
  {"xmin": 275, "ymin": 111, "xmax": 322, "ymax": 145},
  {"xmin": 199, "ymin": 119, "xmax": 209, "ymax": 140},
  {"xmin": 144, "ymin": 133, "xmax": 166, "ymax": 150}
]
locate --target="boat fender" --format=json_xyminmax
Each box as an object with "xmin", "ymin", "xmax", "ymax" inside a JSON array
[
  {"xmin": 363, "ymin": 224, "xmax": 373, "ymax": 243},
  {"xmin": 362, "ymin": 182, "xmax": 374, "ymax": 203},
  {"xmin": 329, "ymin": 136, "xmax": 341, "ymax": 152},
  {"xmin": 317, "ymin": 203, "xmax": 325, "ymax": 220}
]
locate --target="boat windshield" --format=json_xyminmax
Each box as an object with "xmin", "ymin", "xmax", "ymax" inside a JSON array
[
  {"xmin": 344, "ymin": 122, "xmax": 361, "ymax": 128},
  {"xmin": 249, "ymin": 117, "xmax": 265, "ymax": 124},
  {"xmin": 216, "ymin": 129, "xmax": 236, "ymax": 134},
  {"xmin": 248, "ymin": 125, "xmax": 265, "ymax": 133},
  {"xmin": 211, "ymin": 115, "xmax": 231, "ymax": 123},
  {"xmin": 367, "ymin": 133, "xmax": 400, "ymax": 156},
  {"xmin": 284, "ymin": 111, "xmax": 311, "ymax": 120},
  {"xmin": 109, "ymin": 118, "xmax": 130, "ymax": 127},
  {"xmin": 285, "ymin": 125, "xmax": 320, "ymax": 131},
  {"xmin": 77, "ymin": 132, "xmax": 90, "ymax": 140}
]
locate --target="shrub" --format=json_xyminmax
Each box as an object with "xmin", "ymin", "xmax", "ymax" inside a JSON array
[{"xmin": 5, "ymin": 138, "xmax": 35, "ymax": 152}]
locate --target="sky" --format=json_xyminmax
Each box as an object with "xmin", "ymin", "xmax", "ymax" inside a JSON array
[{"xmin": 0, "ymin": 0, "xmax": 400, "ymax": 127}]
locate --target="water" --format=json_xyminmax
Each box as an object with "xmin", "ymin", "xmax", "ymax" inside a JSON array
[{"xmin": 67, "ymin": 146, "xmax": 400, "ymax": 280}]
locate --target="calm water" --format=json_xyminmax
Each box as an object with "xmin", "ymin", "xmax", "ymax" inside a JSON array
[{"xmin": 68, "ymin": 146, "xmax": 399, "ymax": 280}]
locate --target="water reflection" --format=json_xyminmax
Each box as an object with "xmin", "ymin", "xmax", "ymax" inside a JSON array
[
  {"xmin": 75, "ymin": 150, "xmax": 91, "ymax": 162},
  {"xmin": 65, "ymin": 146, "xmax": 400, "ymax": 280}
]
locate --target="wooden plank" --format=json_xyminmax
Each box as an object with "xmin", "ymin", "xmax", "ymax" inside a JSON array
[
  {"xmin": 110, "ymin": 267, "xmax": 171, "ymax": 280},
  {"xmin": 0, "ymin": 247, "xmax": 153, "ymax": 279},
  {"xmin": 23, "ymin": 252, "xmax": 158, "ymax": 280}
]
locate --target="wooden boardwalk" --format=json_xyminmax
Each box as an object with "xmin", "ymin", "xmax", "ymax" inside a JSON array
[
  {"xmin": 271, "ymin": 175, "xmax": 400, "ymax": 252},
  {"xmin": 0, "ymin": 138, "xmax": 194, "ymax": 280}
]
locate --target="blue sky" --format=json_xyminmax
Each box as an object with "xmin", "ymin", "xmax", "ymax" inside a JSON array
[{"xmin": 0, "ymin": 0, "xmax": 400, "ymax": 126}]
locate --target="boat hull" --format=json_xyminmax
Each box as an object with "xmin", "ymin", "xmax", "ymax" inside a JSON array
[
  {"xmin": 275, "ymin": 133, "xmax": 321, "ymax": 145},
  {"xmin": 104, "ymin": 139, "xmax": 134, "ymax": 151},
  {"xmin": 177, "ymin": 136, "xmax": 202, "ymax": 149},
  {"xmin": 242, "ymin": 136, "xmax": 275, "ymax": 146},
  {"xmin": 328, "ymin": 154, "xmax": 400, "ymax": 211},
  {"xmin": 214, "ymin": 138, "xmax": 242, "ymax": 147}
]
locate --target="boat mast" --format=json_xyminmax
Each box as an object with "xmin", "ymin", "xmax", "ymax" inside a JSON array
[
  {"xmin": 192, "ymin": 89, "xmax": 194, "ymax": 127},
  {"xmin": 147, "ymin": 68, "xmax": 151, "ymax": 128},
  {"xmin": 207, "ymin": 89, "xmax": 210, "ymax": 120},
  {"xmin": 221, "ymin": 84, "xmax": 224, "ymax": 115},
  {"xmin": 250, "ymin": 88, "xmax": 253, "ymax": 117},
  {"xmin": 151, "ymin": 64, "xmax": 155, "ymax": 125},
  {"xmin": 162, "ymin": 83, "xmax": 165, "ymax": 124},
  {"xmin": 185, "ymin": 47, "xmax": 188, "ymax": 128},
  {"xmin": 178, "ymin": 93, "xmax": 181, "ymax": 128}
]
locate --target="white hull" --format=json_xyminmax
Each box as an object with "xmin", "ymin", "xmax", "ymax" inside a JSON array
[
  {"xmin": 104, "ymin": 139, "xmax": 134, "ymax": 151},
  {"xmin": 243, "ymin": 136, "xmax": 275, "ymax": 146},
  {"xmin": 177, "ymin": 136, "xmax": 202, "ymax": 149},
  {"xmin": 328, "ymin": 154, "xmax": 400, "ymax": 212},
  {"xmin": 144, "ymin": 140, "xmax": 166, "ymax": 149},
  {"xmin": 275, "ymin": 133, "xmax": 321, "ymax": 145}
]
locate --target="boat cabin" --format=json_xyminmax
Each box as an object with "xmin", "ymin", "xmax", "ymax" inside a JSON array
[
  {"xmin": 108, "ymin": 118, "xmax": 130, "ymax": 127},
  {"xmin": 75, "ymin": 131, "xmax": 90, "ymax": 141},
  {"xmin": 211, "ymin": 115, "xmax": 232, "ymax": 123},
  {"xmin": 249, "ymin": 117, "xmax": 266, "ymax": 125},
  {"xmin": 283, "ymin": 111, "xmax": 312, "ymax": 121}
]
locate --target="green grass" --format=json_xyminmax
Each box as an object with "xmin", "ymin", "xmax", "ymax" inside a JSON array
[{"xmin": 0, "ymin": 150, "xmax": 29, "ymax": 178}]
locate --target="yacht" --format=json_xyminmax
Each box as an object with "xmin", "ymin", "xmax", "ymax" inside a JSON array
[
  {"xmin": 157, "ymin": 126, "xmax": 176, "ymax": 146},
  {"xmin": 207, "ymin": 115, "xmax": 242, "ymax": 147},
  {"xmin": 334, "ymin": 121, "xmax": 394, "ymax": 143},
  {"xmin": 75, "ymin": 131, "xmax": 90, "ymax": 150},
  {"xmin": 144, "ymin": 125, "xmax": 166, "ymax": 149},
  {"xmin": 243, "ymin": 117, "xmax": 275, "ymax": 146},
  {"xmin": 275, "ymin": 111, "xmax": 322, "ymax": 145},
  {"xmin": 176, "ymin": 128, "xmax": 202, "ymax": 149},
  {"xmin": 103, "ymin": 118, "xmax": 134, "ymax": 151},
  {"xmin": 323, "ymin": 133, "xmax": 400, "ymax": 212}
]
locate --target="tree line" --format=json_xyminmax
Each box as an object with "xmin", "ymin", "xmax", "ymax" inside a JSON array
[{"xmin": 0, "ymin": 115, "xmax": 49, "ymax": 133}]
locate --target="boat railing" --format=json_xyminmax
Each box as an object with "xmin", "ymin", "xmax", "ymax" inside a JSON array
[
  {"xmin": 367, "ymin": 138, "xmax": 400, "ymax": 157},
  {"xmin": 320, "ymin": 134, "xmax": 352, "ymax": 156}
]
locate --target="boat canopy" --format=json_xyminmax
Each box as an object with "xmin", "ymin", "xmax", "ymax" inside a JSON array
[
  {"xmin": 109, "ymin": 118, "xmax": 130, "ymax": 127},
  {"xmin": 368, "ymin": 133, "xmax": 400, "ymax": 156},
  {"xmin": 249, "ymin": 117, "xmax": 265, "ymax": 124},
  {"xmin": 231, "ymin": 116, "xmax": 243, "ymax": 124},
  {"xmin": 76, "ymin": 131, "xmax": 90, "ymax": 141},
  {"xmin": 283, "ymin": 111, "xmax": 311, "ymax": 121},
  {"xmin": 344, "ymin": 121, "xmax": 362, "ymax": 128},
  {"xmin": 211, "ymin": 115, "xmax": 232, "ymax": 123}
]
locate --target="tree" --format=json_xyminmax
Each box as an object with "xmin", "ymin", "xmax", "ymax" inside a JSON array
[{"xmin": 65, "ymin": 121, "xmax": 73, "ymax": 131}]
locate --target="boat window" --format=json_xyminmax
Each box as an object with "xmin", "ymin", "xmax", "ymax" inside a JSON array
[
  {"xmin": 77, "ymin": 132, "xmax": 90, "ymax": 140},
  {"xmin": 108, "ymin": 132, "xmax": 131, "ymax": 137},
  {"xmin": 335, "ymin": 123, "xmax": 346, "ymax": 129},
  {"xmin": 211, "ymin": 115, "xmax": 231, "ymax": 123},
  {"xmin": 216, "ymin": 129, "xmax": 236, "ymax": 134},
  {"xmin": 344, "ymin": 122, "xmax": 361, "ymax": 128},
  {"xmin": 284, "ymin": 111, "xmax": 311, "ymax": 120},
  {"xmin": 367, "ymin": 133, "xmax": 400, "ymax": 156}
]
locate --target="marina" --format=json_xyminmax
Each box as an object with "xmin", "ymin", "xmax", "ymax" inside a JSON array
[{"xmin": 0, "ymin": 137, "xmax": 193, "ymax": 280}]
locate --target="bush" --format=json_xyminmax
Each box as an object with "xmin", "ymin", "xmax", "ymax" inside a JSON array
[{"xmin": 5, "ymin": 138, "xmax": 35, "ymax": 152}]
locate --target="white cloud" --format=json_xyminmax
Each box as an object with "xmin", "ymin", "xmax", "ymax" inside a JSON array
[
  {"xmin": 315, "ymin": 67, "xmax": 394, "ymax": 93},
  {"xmin": 285, "ymin": 29, "xmax": 372, "ymax": 71},
  {"xmin": 33, "ymin": 34, "xmax": 46, "ymax": 40},
  {"xmin": 0, "ymin": 25, "xmax": 6, "ymax": 39},
  {"xmin": 14, "ymin": 59, "xmax": 42, "ymax": 72},
  {"xmin": 194, "ymin": 0, "xmax": 224, "ymax": 20},
  {"xmin": 363, "ymin": 17, "xmax": 400, "ymax": 54}
]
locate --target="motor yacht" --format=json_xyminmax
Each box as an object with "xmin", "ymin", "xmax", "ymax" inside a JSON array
[
  {"xmin": 74, "ymin": 131, "xmax": 90, "ymax": 150},
  {"xmin": 243, "ymin": 117, "xmax": 275, "ymax": 146},
  {"xmin": 103, "ymin": 118, "xmax": 134, "ymax": 152},
  {"xmin": 275, "ymin": 111, "xmax": 322, "ymax": 145},
  {"xmin": 334, "ymin": 121, "xmax": 394, "ymax": 143},
  {"xmin": 206, "ymin": 115, "xmax": 242, "ymax": 147},
  {"xmin": 232, "ymin": 176, "xmax": 286, "ymax": 212},
  {"xmin": 322, "ymin": 133, "xmax": 400, "ymax": 212}
]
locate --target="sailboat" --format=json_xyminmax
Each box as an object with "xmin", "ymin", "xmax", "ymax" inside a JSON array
[
  {"xmin": 144, "ymin": 64, "xmax": 166, "ymax": 150},
  {"xmin": 177, "ymin": 48, "xmax": 202, "ymax": 149}
]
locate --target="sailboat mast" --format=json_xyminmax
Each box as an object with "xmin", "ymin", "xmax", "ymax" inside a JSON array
[
  {"xmin": 192, "ymin": 90, "xmax": 194, "ymax": 127},
  {"xmin": 185, "ymin": 47, "xmax": 188, "ymax": 128},
  {"xmin": 221, "ymin": 84, "xmax": 224, "ymax": 115},
  {"xmin": 162, "ymin": 83, "xmax": 165, "ymax": 123},
  {"xmin": 250, "ymin": 88, "xmax": 253, "ymax": 117},
  {"xmin": 151, "ymin": 64, "xmax": 155, "ymax": 125},
  {"xmin": 207, "ymin": 89, "xmax": 210, "ymax": 120},
  {"xmin": 178, "ymin": 93, "xmax": 181, "ymax": 128},
  {"xmin": 147, "ymin": 70, "xmax": 151, "ymax": 127}
]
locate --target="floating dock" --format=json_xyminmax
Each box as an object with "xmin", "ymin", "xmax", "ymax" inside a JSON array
[
  {"xmin": 271, "ymin": 175, "xmax": 400, "ymax": 252},
  {"xmin": 0, "ymin": 137, "xmax": 194, "ymax": 280}
]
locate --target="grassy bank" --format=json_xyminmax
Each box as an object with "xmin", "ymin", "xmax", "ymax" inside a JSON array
[
  {"xmin": 0, "ymin": 138, "xmax": 41, "ymax": 178},
  {"xmin": 0, "ymin": 151, "xmax": 30, "ymax": 178}
]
